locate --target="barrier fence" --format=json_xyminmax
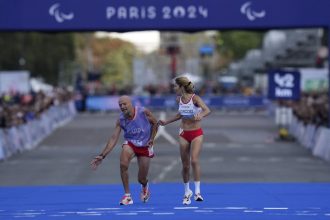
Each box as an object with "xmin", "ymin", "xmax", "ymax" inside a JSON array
[
  {"xmin": 0, "ymin": 101, "xmax": 76, "ymax": 161},
  {"xmin": 289, "ymin": 114, "xmax": 330, "ymax": 162},
  {"xmin": 2, "ymin": 99, "xmax": 329, "ymax": 163}
]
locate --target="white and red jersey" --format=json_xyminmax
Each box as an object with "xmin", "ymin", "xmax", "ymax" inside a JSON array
[{"xmin": 178, "ymin": 94, "xmax": 201, "ymax": 119}]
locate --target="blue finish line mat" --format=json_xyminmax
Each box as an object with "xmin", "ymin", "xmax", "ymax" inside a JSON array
[{"xmin": 1, "ymin": 183, "xmax": 330, "ymax": 220}]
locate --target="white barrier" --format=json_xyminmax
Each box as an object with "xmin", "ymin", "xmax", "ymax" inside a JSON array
[
  {"xmin": 303, "ymin": 124, "xmax": 317, "ymax": 150},
  {"xmin": 288, "ymin": 114, "xmax": 330, "ymax": 162},
  {"xmin": 0, "ymin": 130, "xmax": 5, "ymax": 160},
  {"xmin": 313, "ymin": 127, "xmax": 330, "ymax": 161},
  {"xmin": 275, "ymin": 106, "xmax": 292, "ymax": 127},
  {"xmin": 296, "ymin": 122, "xmax": 306, "ymax": 145},
  {"xmin": 0, "ymin": 101, "xmax": 76, "ymax": 161}
]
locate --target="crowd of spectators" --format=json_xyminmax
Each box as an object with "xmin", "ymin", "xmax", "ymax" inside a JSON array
[
  {"xmin": 82, "ymin": 81, "xmax": 262, "ymax": 97},
  {"xmin": 289, "ymin": 91, "xmax": 329, "ymax": 127},
  {"xmin": 0, "ymin": 88, "xmax": 73, "ymax": 129},
  {"xmin": 78, "ymin": 81, "xmax": 329, "ymax": 129}
]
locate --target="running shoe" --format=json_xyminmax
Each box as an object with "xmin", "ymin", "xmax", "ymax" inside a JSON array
[
  {"xmin": 182, "ymin": 190, "xmax": 193, "ymax": 205},
  {"xmin": 119, "ymin": 194, "xmax": 133, "ymax": 205},
  {"xmin": 140, "ymin": 186, "xmax": 150, "ymax": 203},
  {"xmin": 194, "ymin": 193, "xmax": 204, "ymax": 202}
]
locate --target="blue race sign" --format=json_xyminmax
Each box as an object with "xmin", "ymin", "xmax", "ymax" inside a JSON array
[
  {"xmin": 85, "ymin": 95, "xmax": 267, "ymax": 111},
  {"xmin": 268, "ymin": 70, "xmax": 301, "ymax": 100},
  {"xmin": 1, "ymin": 0, "xmax": 330, "ymax": 31}
]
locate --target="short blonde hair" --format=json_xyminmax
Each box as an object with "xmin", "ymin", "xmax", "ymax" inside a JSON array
[{"xmin": 174, "ymin": 76, "xmax": 194, "ymax": 94}]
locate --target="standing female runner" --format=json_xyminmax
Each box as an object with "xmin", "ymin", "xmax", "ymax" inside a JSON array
[{"xmin": 158, "ymin": 75, "xmax": 211, "ymax": 205}]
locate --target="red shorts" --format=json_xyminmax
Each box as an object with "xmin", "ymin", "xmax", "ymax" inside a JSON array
[
  {"xmin": 123, "ymin": 141, "xmax": 154, "ymax": 158},
  {"xmin": 179, "ymin": 128, "xmax": 203, "ymax": 143}
]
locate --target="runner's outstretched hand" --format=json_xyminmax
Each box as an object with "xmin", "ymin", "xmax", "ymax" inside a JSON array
[{"xmin": 90, "ymin": 155, "xmax": 103, "ymax": 170}]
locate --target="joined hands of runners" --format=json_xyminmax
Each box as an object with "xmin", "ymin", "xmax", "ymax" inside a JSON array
[{"xmin": 157, "ymin": 120, "xmax": 166, "ymax": 126}]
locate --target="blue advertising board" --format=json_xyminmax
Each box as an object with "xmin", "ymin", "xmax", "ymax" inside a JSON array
[
  {"xmin": 1, "ymin": 0, "xmax": 330, "ymax": 31},
  {"xmin": 268, "ymin": 70, "xmax": 301, "ymax": 100},
  {"xmin": 86, "ymin": 95, "xmax": 267, "ymax": 111}
]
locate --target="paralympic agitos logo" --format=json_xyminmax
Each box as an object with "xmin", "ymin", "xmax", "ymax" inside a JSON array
[
  {"xmin": 240, "ymin": 1, "xmax": 266, "ymax": 21},
  {"xmin": 49, "ymin": 3, "xmax": 74, "ymax": 23}
]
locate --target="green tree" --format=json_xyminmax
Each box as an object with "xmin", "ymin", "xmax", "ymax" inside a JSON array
[
  {"xmin": 0, "ymin": 32, "xmax": 76, "ymax": 85},
  {"xmin": 83, "ymin": 35, "xmax": 136, "ymax": 87},
  {"xmin": 215, "ymin": 30, "xmax": 265, "ymax": 61},
  {"xmin": 0, "ymin": 33, "xmax": 25, "ymax": 69},
  {"xmin": 101, "ymin": 45, "xmax": 135, "ymax": 86}
]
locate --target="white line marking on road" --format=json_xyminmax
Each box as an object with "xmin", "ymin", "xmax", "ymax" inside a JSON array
[
  {"xmin": 264, "ymin": 207, "xmax": 288, "ymax": 210},
  {"xmin": 153, "ymin": 157, "xmax": 180, "ymax": 182},
  {"xmin": 155, "ymin": 112, "xmax": 178, "ymax": 146},
  {"xmin": 237, "ymin": 157, "xmax": 252, "ymax": 162},
  {"xmin": 244, "ymin": 210, "xmax": 263, "ymax": 213},
  {"xmin": 209, "ymin": 157, "xmax": 224, "ymax": 162},
  {"xmin": 194, "ymin": 210, "xmax": 214, "ymax": 212},
  {"xmin": 224, "ymin": 207, "xmax": 248, "ymax": 209},
  {"xmin": 204, "ymin": 207, "xmax": 247, "ymax": 210},
  {"xmin": 296, "ymin": 213, "xmax": 318, "ymax": 216},
  {"xmin": 21, "ymin": 212, "xmax": 44, "ymax": 215},
  {"xmin": 116, "ymin": 213, "xmax": 138, "ymax": 215},
  {"xmin": 76, "ymin": 211, "xmax": 100, "ymax": 215},
  {"xmin": 153, "ymin": 111, "xmax": 181, "ymax": 182},
  {"xmin": 14, "ymin": 212, "xmax": 43, "ymax": 216},
  {"xmin": 152, "ymin": 212, "xmax": 175, "ymax": 215},
  {"xmin": 174, "ymin": 207, "xmax": 199, "ymax": 210},
  {"xmin": 226, "ymin": 143, "xmax": 243, "ymax": 148},
  {"xmin": 296, "ymin": 157, "xmax": 313, "ymax": 163},
  {"xmin": 79, "ymin": 213, "xmax": 102, "ymax": 216}
]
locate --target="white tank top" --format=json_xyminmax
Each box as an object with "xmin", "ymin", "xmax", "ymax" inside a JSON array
[{"xmin": 178, "ymin": 94, "xmax": 201, "ymax": 119}]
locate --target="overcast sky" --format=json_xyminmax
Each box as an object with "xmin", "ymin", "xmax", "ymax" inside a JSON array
[{"xmin": 96, "ymin": 31, "xmax": 160, "ymax": 53}]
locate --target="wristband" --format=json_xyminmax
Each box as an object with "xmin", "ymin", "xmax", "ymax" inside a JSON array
[{"xmin": 98, "ymin": 154, "xmax": 105, "ymax": 159}]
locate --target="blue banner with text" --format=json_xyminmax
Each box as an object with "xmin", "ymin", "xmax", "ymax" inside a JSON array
[
  {"xmin": 86, "ymin": 95, "xmax": 267, "ymax": 111},
  {"xmin": 1, "ymin": 0, "xmax": 330, "ymax": 31}
]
